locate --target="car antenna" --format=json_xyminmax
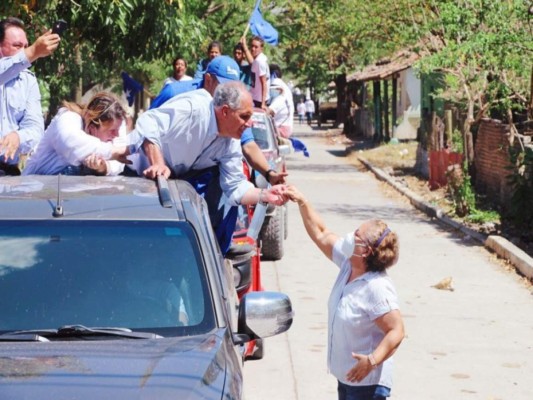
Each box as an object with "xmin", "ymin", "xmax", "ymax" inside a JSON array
[{"xmin": 53, "ymin": 174, "xmax": 64, "ymax": 217}]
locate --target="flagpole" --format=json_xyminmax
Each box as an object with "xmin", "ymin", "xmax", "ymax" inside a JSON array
[
  {"xmin": 243, "ymin": 0, "xmax": 259, "ymax": 38},
  {"xmin": 242, "ymin": 23, "xmax": 250, "ymax": 39}
]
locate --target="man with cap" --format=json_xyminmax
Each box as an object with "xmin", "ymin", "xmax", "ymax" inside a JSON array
[
  {"xmin": 150, "ymin": 55, "xmax": 239, "ymax": 109},
  {"xmin": 127, "ymin": 80, "xmax": 288, "ymax": 254},
  {"xmin": 149, "ymin": 55, "xmax": 287, "ymax": 185}
]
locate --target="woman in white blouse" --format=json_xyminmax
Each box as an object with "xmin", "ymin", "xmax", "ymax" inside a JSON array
[
  {"xmin": 23, "ymin": 92, "xmax": 129, "ymax": 176},
  {"xmin": 286, "ymin": 185, "xmax": 405, "ymax": 400}
]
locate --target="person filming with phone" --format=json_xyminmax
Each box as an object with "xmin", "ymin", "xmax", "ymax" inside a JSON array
[{"xmin": 0, "ymin": 17, "xmax": 61, "ymax": 175}]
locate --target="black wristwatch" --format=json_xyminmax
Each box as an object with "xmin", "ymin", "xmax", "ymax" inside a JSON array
[{"xmin": 265, "ymin": 169, "xmax": 275, "ymax": 183}]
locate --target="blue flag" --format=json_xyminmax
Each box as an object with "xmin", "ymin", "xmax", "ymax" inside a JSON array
[
  {"xmin": 249, "ymin": 0, "xmax": 278, "ymax": 45},
  {"xmin": 289, "ymin": 137, "xmax": 310, "ymax": 157},
  {"xmin": 121, "ymin": 72, "xmax": 143, "ymax": 106}
]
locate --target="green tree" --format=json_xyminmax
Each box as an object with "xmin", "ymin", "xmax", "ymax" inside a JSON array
[
  {"xmin": 414, "ymin": 0, "xmax": 533, "ymax": 163},
  {"xmin": 280, "ymin": 0, "xmax": 423, "ymax": 127},
  {"xmin": 2, "ymin": 0, "xmax": 206, "ymax": 117}
]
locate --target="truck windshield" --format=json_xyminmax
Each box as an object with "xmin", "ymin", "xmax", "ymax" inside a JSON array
[{"xmin": 0, "ymin": 220, "xmax": 214, "ymax": 335}]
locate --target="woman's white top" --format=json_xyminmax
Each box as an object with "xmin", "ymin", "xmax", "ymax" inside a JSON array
[
  {"xmin": 328, "ymin": 235, "xmax": 400, "ymax": 389},
  {"xmin": 23, "ymin": 109, "xmax": 118, "ymax": 175}
]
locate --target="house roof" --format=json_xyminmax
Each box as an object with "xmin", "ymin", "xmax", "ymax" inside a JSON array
[
  {"xmin": 346, "ymin": 36, "xmax": 443, "ymax": 83},
  {"xmin": 346, "ymin": 50, "xmax": 420, "ymax": 83}
]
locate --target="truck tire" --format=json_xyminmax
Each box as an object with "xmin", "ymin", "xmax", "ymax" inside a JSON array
[
  {"xmin": 259, "ymin": 207, "xmax": 284, "ymax": 261},
  {"xmin": 283, "ymin": 204, "xmax": 288, "ymax": 240}
]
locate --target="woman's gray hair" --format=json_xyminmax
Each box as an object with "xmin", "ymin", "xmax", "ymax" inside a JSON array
[{"xmin": 213, "ymin": 82, "xmax": 246, "ymax": 110}]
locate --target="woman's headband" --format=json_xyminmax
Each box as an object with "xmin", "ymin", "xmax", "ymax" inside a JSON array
[{"xmin": 373, "ymin": 227, "xmax": 391, "ymax": 249}]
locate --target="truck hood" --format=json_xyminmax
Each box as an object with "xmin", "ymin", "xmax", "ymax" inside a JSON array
[{"xmin": 0, "ymin": 330, "xmax": 241, "ymax": 399}]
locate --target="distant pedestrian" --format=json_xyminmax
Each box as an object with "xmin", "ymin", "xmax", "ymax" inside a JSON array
[
  {"xmin": 297, "ymin": 98, "xmax": 306, "ymax": 125},
  {"xmin": 305, "ymin": 97, "xmax": 315, "ymax": 125},
  {"xmin": 286, "ymin": 185, "xmax": 405, "ymax": 400}
]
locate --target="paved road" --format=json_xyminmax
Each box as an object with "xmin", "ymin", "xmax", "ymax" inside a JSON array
[{"xmin": 243, "ymin": 123, "xmax": 533, "ymax": 400}]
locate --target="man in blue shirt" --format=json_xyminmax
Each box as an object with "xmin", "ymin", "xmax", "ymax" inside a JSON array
[{"xmin": 0, "ymin": 17, "xmax": 60, "ymax": 174}]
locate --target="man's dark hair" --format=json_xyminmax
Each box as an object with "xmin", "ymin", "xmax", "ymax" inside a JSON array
[
  {"xmin": 208, "ymin": 40, "xmax": 222, "ymax": 53},
  {"xmin": 0, "ymin": 17, "xmax": 25, "ymax": 43},
  {"xmin": 251, "ymin": 36, "xmax": 264, "ymax": 46},
  {"xmin": 172, "ymin": 56, "xmax": 187, "ymax": 68},
  {"xmin": 270, "ymin": 63, "xmax": 282, "ymax": 79},
  {"xmin": 233, "ymin": 42, "xmax": 244, "ymax": 52}
]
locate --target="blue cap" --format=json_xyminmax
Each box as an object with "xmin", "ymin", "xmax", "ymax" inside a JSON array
[{"xmin": 205, "ymin": 55, "xmax": 241, "ymax": 83}]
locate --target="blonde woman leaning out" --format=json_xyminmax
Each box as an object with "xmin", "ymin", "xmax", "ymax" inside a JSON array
[
  {"xmin": 286, "ymin": 185, "xmax": 405, "ymax": 400},
  {"xmin": 23, "ymin": 92, "xmax": 129, "ymax": 176}
]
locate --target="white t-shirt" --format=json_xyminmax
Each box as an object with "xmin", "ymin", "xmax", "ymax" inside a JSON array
[
  {"xmin": 269, "ymin": 78, "xmax": 294, "ymax": 137},
  {"xmin": 163, "ymin": 75, "xmax": 193, "ymax": 86},
  {"xmin": 297, "ymin": 102, "xmax": 306, "ymax": 116},
  {"xmin": 250, "ymin": 52, "xmax": 270, "ymax": 104},
  {"xmin": 305, "ymin": 99, "xmax": 315, "ymax": 113}
]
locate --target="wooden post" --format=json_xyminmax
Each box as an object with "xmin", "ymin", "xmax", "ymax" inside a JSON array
[
  {"xmin": 444, "ymin": 109, "xmax": 453, "ymax": 149},
  {"xmin": 373, "ymin": 80, "xmax": 381, "ymax": 142},
  {"xmin": 383, "ymin": 79, "xmax": 389, "ymax": 141},
  {"xmin": 392, "ymin": 76, "xmax": 397, "ymax": 137}
]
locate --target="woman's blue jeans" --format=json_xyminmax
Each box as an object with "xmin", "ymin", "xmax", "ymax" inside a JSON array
[{"xmin": 337, "ymin": 381, "xmax": 390, "ymax": 400}]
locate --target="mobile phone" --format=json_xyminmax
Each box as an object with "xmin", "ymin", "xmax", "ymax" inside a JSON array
[{"xmin": 51, "ymin": 19, "xmax": 68, "ymax": 36}]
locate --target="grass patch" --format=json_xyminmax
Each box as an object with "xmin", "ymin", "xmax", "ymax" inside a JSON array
[{"xmin": 348, "ymin": 141, "xmax": 419, "ymax": 171}]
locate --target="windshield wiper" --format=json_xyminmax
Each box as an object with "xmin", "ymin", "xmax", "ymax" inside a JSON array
[
  {"xmin": 57, "ymin": 325, "xmax": 162, "ymax": 339},
  {"xmin": 1, "ymin": 325, "xmax": 162, "ymax": 341}
]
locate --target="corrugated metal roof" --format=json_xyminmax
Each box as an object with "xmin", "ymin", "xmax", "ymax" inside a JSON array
[
  {"xmin": 346, "ymin": 50, "xmax": 420, "ymax": 83},
  {"xmin": 346, "ymin": 36, "xmax": 444, "ymax": 83}
]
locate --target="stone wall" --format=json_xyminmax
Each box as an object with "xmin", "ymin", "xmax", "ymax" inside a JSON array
[{"xmin": 474, "ymin": 119, "xmax": 514, "ymax": 204}]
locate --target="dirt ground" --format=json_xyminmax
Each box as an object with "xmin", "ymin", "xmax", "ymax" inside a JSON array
[{"xmin": 324, "ymin": 131, "xmax": 533, "ymax": 263}]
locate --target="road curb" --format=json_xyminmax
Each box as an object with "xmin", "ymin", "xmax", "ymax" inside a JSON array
[{"xmin": 357, "ymin": 156, "xmax": 533, "ymax": 280}]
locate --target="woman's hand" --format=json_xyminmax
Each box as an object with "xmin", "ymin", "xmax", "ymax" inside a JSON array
[
  {"xmin": 83, "ymin": 153, "xmax": 107, "ymax": 175},
  {"xmin": 345, "ymin": 353, "xmax": 374, "ymax": 383},
  {"xmin": 285, "ymin": 184, "xmax": 306, "ymax": 205}
]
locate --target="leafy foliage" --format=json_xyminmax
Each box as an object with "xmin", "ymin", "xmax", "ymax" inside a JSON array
[
  {"xmin": 1, "ymin": 0, "xmax": 207, "ymax": 115},
  {"xmin": 507, "ymin": 145, "xmax": 533, "ymax": 230},
  {"xmin": 415, "ymin": 0, "xmax": 532, "ymax": 124}
]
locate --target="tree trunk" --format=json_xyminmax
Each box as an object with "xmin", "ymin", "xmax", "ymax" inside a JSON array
[
  {"xmin": 74, "ymin": 45, "xmax": 83, "ymax": 103},
  {"xmin": 335, "ymin": 73, "xmax": 347, "ymax": 129},
  {"xmin": 527, "ymin": 64, "xmax": 533, "ymax": 119},
  {"xmin": 462, "ymin": 100, "xmax": 475, "ymax": 166}
]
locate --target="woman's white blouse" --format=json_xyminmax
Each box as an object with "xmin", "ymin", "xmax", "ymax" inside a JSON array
[
  {"xmin": 327, "ymin": 236, "xmax": 400, "ymax": 388},
  {"xmin": 23, "ymin": 109, "xmax": 114, "ymax": 175}
]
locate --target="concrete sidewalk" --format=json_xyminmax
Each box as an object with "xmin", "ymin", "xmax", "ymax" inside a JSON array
[
  {"xmin": 293, "ymin": 121, "xmax": 533, "ymax": 281},
  {"xmin": 244, "ymin": 122, "xmax": 533, "ymax": 400}
]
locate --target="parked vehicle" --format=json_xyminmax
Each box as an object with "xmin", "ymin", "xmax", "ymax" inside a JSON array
[
  {"xmin": 0, "ymin": 175, "xmax": 293, "ymax": 399},
  {"xmin": 318, "ymin": 101, "xmax": 337, "ymax": 127},
  {"xmin": 249, "ymin": 109, "xmax": 291, "ymax": 261}
]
